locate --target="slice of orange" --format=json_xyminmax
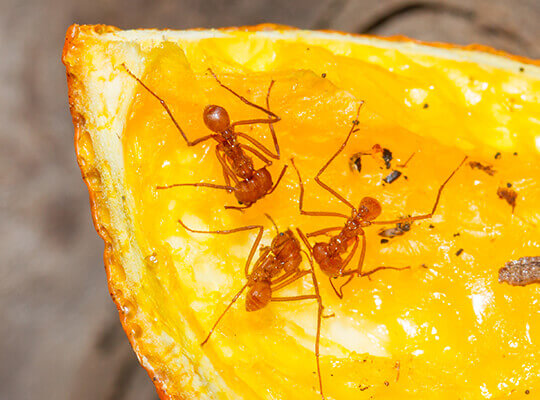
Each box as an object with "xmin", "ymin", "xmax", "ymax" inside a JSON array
[{"xmin": 63, "ymin": 24, "xmax": 539, "ymax": 400}]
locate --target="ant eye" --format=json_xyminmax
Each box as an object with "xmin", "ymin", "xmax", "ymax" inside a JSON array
[{"xmin": 279, "ymin": 232, "xmax": 284, "ymax": 236}]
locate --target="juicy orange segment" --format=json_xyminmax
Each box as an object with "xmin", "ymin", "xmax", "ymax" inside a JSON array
[
  {"xmin": 64, "ymin": 25, "xmax": 540, "ymax": 400},
  {"xmin": 122, "ymin": 40, "xmax": 539, "ymax": 399}
]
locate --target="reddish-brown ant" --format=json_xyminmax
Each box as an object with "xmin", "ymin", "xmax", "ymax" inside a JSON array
[
  {"xmin": 292, "ymin": 102, "xmax": 468, "ymax": 297},
  {"xmin": 122, "ymin": 65, "xmax": 287, "ymax": 210},
  {"xmin": 178, "ymin": 215, "xmax": 326, "ymax": 399}
]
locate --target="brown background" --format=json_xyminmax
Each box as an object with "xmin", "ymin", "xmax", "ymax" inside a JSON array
[{"xmin": 0, "ymin": 0, "xmax": 538, "ymax": 399}]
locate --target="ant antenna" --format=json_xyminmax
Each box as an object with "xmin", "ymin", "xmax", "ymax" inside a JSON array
[
  {"xmin": 264, "ymin": 213, "xmax": 280, "ymax": 235},
  {"xmin": 201, "ymin": 283, "xmax": 249, "ymax": 346}
]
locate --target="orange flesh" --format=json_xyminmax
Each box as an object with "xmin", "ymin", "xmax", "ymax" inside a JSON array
[{"xmin": 123, "ymin": 40, "xmax": 539, "ymax": 399}]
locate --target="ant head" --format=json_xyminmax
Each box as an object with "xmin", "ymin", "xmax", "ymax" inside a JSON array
[
  {"xmin": 271, "ymin": 229, "xmax": 295, "ymax": 249},
  {"xmin": 203, "ymin": 105, "xmax": 230, "ymax": 132},
  {"xmin": 358, "ymin": 197, "xmax": 382, "ymax": 221}
]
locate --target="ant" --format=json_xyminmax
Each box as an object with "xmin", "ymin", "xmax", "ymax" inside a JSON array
[
  {"xmin": 292, "ymin": 102, "xmax": 468, "ymax": 297},
  {"xmin": 178, "ymin": 215, "xmax": 326, "ymax": 399},
  {"xmin": 122, "ymin": 65, "xmax": 287, "ymax": 210}
]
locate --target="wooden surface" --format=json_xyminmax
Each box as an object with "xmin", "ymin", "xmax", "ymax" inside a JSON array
[{"xmin": 0, "ymin": 0, "xmax": 537, "ymax": 399}]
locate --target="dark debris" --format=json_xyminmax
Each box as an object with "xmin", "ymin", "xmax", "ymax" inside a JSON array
[
  {"xmin": 378, "ymin": 221, "xmax": 411, "ymax": 238},
  {"xmin": 498, "ymin": 257, "xmax": 540, "ymax": 286},
  {"xmin": 468, "ymin": 161, "xmax": 496, "ymax": 176},
  {"xmin": 382, "ymin": 148, "xmax": 393, "ymax": 169},
  {"xmin": 349, "ymin": 153, "xmax": 363, "ymax": 172},
  {"xmin": 383, "ymin": 170, "xmax": 402, "ymax": 184},
  {"xmin": 497, "ymin": 187, "xmax": 517, "ymax": 213}
]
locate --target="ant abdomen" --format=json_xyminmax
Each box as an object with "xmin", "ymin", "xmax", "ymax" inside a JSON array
[
  {"xmin": 203, "ymin": 105, "xmax": 230, "ymax": 132},
  {"xmin": 313, "ymin": 243, "xmax": 343, "ymax": 277},
  {"xmin": 235, "ymin": 168, "xmax": 273, "ymax": 205},
  {"xmin": 246, "ymin": 281, "xmax": 272, "ymax": 311}
]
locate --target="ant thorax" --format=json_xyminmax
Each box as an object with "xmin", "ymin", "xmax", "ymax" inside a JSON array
[
  {"xmin": 231, "ymin": 153, "xmax": 255, "ymax": 179},
  {"xmin": 344, "ymin": 216, "xmax": 363, "ymax": 233},
  {"xmin": 250, "ymin": 255, "xmax": 282, "ymax": 282},
  {"xmin": 221, "ymin": 127, "xmax": 236, "ymax": 143}
]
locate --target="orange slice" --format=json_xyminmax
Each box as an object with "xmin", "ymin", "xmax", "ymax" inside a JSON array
[{"xmin": 63, "ymin": 24, "xmax": 539, "ymax": 399}]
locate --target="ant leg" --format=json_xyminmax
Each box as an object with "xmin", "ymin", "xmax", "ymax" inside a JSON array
[
  {"xmin": 122, "ymin": 64, "xmax": 215, "ymax": 147},
  {"xmin": 339, "ymin": 234, "xmax": 367, "ymax": 279},
  {"xmin": 157, "ymin": 182, "xmax": 235, "ymax": 192},
  {"xmin": 271, "ymin": 270, "xmax": 311, "ymax": 292},
  {"xmin": 313, "ymin": 103, "xmax": 364, "ymax": 210},
  {"xmin": 396, "ymin": 151, "xmax": 416, "ymax": 168},
  {"xmin": 267, "ymin": 165, "xmax": 288, "ymax": 195},
  {"xmin": 237, "ymin": 132, "xmax": 279, "ymax": 161},
  {"xmin": 240, "ymin": 143, "xmax": 272, "ymax": 166},
  {"xmin": 356, "ymin": 233, "xmax": 367, "ymax": 277},
  {"xmin": 329, "ymin": 278, "xmax": 341, "ymax": 298},
  {"xmin": 220, "ymin": 166, "xmax": 231, "ymax": 187},
  {"xmin": 220, "ymin": 165, "xmax": 231, "ymax": 187},
  {"xmin": 230, "ymin": 117, "xmax": 281, "ymax": 130},
  {"xmin": 271, "ymin": 294, "xmax": 318, "ymax": 302},
  {"xmin": 306, "ymin": 227, "xmax": 342, "ymax": 238},
  {"xmin": 232, "ymin": 81, "xmax": 281, "ymax": 159},
  {"xmin": 330, "ymin": 276, "xmax": 353, "ymax": 299},
  {"xmin": 266, "ymin": 80, "xmax": 280, "ymax": 158},
  {"xmin": 201, "ymin": 282, "xmax": 249, "ymax": 346},
  {"xmin": 327, "ymin": 237, "xmax": 359, "ymax": 299},
  {"xmin": 270, "ymin": 270, "xmax": 295, "ymax": 286},
  {"xmin": 216, "ymin": 147, "xmax": 240, "ymax": 185},
  {"xmin": 264, "ymin": 213, "xmax": 280, "ymax": 235},
  {"xmin": 306, "ymin": 252, "xmax": 325, "ymax": 400},
  {"xmin": 208, "ymin": 69, "xmax": 280, "ymax": 123},
  {"xmin": 373, "ymin": 156, "xmax": 468, "ymax": 225},
  {"xmin": 332, "ymin": 232, "xmax": 364, "ymax": 297},
  {"xmin": 225, "ymin": 204, "xmax": 252, "ymax": 211},
  {"xmin": 291, "ymin": 158, "xmax": 349, "ymax": 219},
  {"xmin": 178, "ymin": 220, "xmax": 264, "ymax": 278},
  {"xmin": 340, "ymin": 236, "xmax": 359, "ymax": 274},
  {"xmin": 270, "ymin": 274, "xmax": 325, "ymax": 400},
  {"xmin": 296, "ymin": 228, "xmax": 313, "ymax": 252},
  {"xmin": 360, "ymin": 266, "xmax": 411, "ymax": 278},
  {"xmin": 248, "ymin": 248, "xmax": 272, "ymax": 280}
]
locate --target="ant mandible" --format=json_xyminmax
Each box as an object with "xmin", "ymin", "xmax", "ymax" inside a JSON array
[
  {"xmin": 292, "ymin": 102, "xmax": 468, "ymax": 297},
  {"xmin": 122, "ymin": 65, "xmax": 287, "ymax": 210},
  {"xmin": 178, "ymin": 215, "xmax": 326, "ymax": 399}
]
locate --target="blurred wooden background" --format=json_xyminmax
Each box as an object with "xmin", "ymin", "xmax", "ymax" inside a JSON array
[{"xmin": 0, "ymin": 0, "xmax": 537, "ymax": 399}]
